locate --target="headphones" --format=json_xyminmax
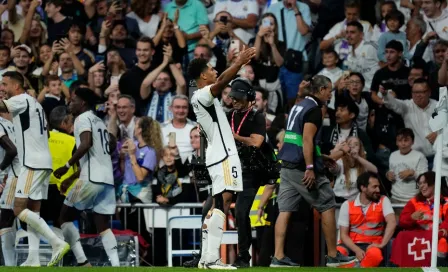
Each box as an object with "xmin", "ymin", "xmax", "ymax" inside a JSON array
[{"xmin": 230, "ymin": 77, "xmax": 256, "ymax": 102}]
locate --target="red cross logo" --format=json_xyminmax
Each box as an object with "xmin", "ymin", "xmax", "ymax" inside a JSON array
[{"xmin": 408, "ymin": 237, "xmax": 431, "ymax": 261}]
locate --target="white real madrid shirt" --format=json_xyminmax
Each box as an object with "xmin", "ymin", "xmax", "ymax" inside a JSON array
[
  {"xmin": 323, "ymin": 19, "xmax": 373, "ymax": 60},
  {"xmin": 75, "ymin": 110, "xmax": 114, "ymax": 185},
  {"xmin": 3, "ymin": 93, "xmax": 52, "ymax": 170},
  {"xmin": 0, "ymin": 117, "xmax": 21, "ymax": 179},
  {"xmin": 345, "ymin": 40, "xmax": 379, "ymax": 92},
  {"xmin": 191, "ymin": 85, "xmax": 238, "ymax": 167}
]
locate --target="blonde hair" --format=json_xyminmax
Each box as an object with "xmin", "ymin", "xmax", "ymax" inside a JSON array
[
  {"xmin": 139, "ymin": 117, "xmax": 163, "ymax": 163},
  {"xmin": 341, "ymin": 136, "xmax": 366, "ymax": 189}
]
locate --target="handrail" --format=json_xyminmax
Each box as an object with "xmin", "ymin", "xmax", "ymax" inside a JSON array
[{"xmin": 116, "ymin": 203, "xmax": 203, "ymax": 208}]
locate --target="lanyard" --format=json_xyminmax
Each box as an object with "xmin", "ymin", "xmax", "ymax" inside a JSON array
[{"xmin": 231, "ymin": 108, "xmax": 252, "ymax": 135}]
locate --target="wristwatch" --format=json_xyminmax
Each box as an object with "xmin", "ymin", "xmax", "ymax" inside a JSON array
[
  {"xmin": 173, "ymin": 25, "xmax": 179, "ymax": 30},
  {"xmin": 295, "ymin": 11, "xmax": 302, "ymax": 17}
]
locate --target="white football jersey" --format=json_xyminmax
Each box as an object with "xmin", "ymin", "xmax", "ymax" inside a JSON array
[
  {"xmin": 3, "ymin": 93, "xmax": 52, "ymax": 170},
  {"xmin": 74, "ymin": 110, "xmax": 113, "ymax": 185},
  {"xmin": 0, "ymin": 117, "xmax": 21, "ymax": 179},
  {"xmin": 191, "ymin": 85, "xmax": 238, "ymax": 167}
]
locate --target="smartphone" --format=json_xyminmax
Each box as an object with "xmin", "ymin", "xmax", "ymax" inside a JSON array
[
  {"xmin": 343, "ymin": 70, "xmax": 350, "ymax": 79},
  {"xmin": 219, "ymin": 16, "xmax": 228, "ymax": 25},
  {"xmin": 229, "ymin": 39, "xmax": 240, "ymax": 55},
  {"xmin": 168, "ymin": 132, "xmax": 176, "ymax": 147},
  {"xmin": 96, "ymin": 103, "xmax": 106, "ymax": 112},
  {"xmin": 262, "ymin": 18, "xmax": 271, "ymax": 27}
]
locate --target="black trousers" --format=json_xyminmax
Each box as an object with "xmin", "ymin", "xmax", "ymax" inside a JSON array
[{"xmin": 235, "ymin": 182, "xmax": 258, "ymax": 257}]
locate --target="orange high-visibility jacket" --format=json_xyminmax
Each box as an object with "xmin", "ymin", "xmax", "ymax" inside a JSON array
[
  {"xmin": 399, "ymin": 197, "xmax": 448, "ymax": 231},
  {"xmin": 348, "ymin": 196, "xmax": 386, "ymax": 244}
]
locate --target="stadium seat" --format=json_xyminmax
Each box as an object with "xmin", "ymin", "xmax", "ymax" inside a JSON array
[{"xmin": 167, "ymin": 215, "xmax": 203, "ymax": 267}]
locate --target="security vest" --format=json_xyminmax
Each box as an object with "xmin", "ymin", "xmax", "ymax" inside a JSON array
[
  {"xmin": 278, "ymin": 96, "xmax": 323, "ymax": 172},
  {"xmin": 348, "ymin": 196, "xmax": 386, "ymax": 244},
  {"xmin": 410, "ymin": 197, "xmax": 448, "ymax": 230},
  {"xmin": 250, "ymin": 151, "xmax": 280, "ymax": 227},
  {"xmin": 49, "ymin": 130, "xmax": 77, "ymax": 195}
]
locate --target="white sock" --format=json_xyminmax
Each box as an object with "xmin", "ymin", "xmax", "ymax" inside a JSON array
[
  {"xmin": 100, "ymin": 229, "xmax": 119, "ymax": 267},
  {"xmin": 0, "ymin": 228, "xmax": 16, "ymax": 266},
  {"xmin": 206, "ymin": 209, "xmax": 225, "ymax": 263},
  {"xmin": 17, "ymin": 209, "xmax": 63, "ymax": 248},
  {"xmin": 61, "ymin": 222, "xmax": 87, "ymax": 264},
  {"xmin": 26, "ymin": 226, "xmax": 41, "ymax": 262},
  {"xmin": 52, "ymin": 227, "xmax": 64, "ymax": 240},
  {"xmin": 200, "ymin": 213, "xmax": 212, "ymax": 262}
]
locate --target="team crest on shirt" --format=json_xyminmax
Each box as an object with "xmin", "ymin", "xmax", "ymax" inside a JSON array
[
  {"xmin": 444, "ymin": 26, "xmax": 448, "ymax": 32},
  {"xmin": 243, "ymin": 5, "xmax": 247, "ymax": 11},
  {"xmin": 362, "ymin": 52, "xmax": 366, "ymax": 58}
]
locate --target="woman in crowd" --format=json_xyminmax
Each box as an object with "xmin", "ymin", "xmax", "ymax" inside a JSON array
[
  {"xmin": 252, "ymin": 12, "xmax": 285, "ymax": 114},
  {"xmin": 330, "ymin": 136, "xmax": 378, "ymax": 203},
  {"xmin": 127, "ymin": 0, "xmax": 161, "ymax": 38},
  {"xmin": 152, "ymin": 13, "xmax": 186, "ymax": 68},
  {"xmin": 398, "ymin": 171, "xmax": 448, "ymax": 264}
]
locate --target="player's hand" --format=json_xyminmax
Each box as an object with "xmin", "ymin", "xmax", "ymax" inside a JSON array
[
  {"xmin": 54, "ymin": 166, "xmax": 69, "ymax": 179},
  {"xmin": 354, "ymin": 248, "xmax": 365, "ymax": 261},
  {"xmin": 302, "ymin": 169, "xmax": 315, "ymax": 189},
  {"xmin": 60, "ymin": 178, "xmax": 74, "ymax": 195},
  {"xmin": 235, "ymin": 46, "xmax": 256, "ymax": 67}
]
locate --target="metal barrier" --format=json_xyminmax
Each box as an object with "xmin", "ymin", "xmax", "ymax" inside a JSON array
[{"xmin": 114, "ymin": 203, "xmax": 204, "ymax": 264}]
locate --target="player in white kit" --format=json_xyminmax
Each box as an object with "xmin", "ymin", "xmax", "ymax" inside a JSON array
[
  {"xmin": 187, "ymin": 47, "xmax": 256, "ymax": 269},
  {"xmin": 0, "ymin": 71, "xmax": 69, "ymax": 267},
  {"xmin": 0, "ymin": 113, "xmax": 21, "ymax": 266},
  {"xmin": 53, "ymin": 87, "xmax": 120, "ymax": 267}
]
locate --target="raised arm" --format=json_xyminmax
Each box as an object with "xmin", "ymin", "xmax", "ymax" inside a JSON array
[{"xmin": 210, "ymin": 47, "xmax": 256, "ymax": 97}]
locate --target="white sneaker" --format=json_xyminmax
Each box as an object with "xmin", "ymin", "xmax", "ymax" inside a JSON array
[
  {"xmin": 198, "ymin": 261, "xmax": 205, "ymax": 269},
  {"xmin": 20, "ymin": 259, "xmax": 41, "ymax": 267},
  {"xmin": 47, "ymin": 242, "xmax": 70, "ymax": 267},
  {"xmin": 206, "ymin": 259, "xmax": 237, "ymax": 270}
]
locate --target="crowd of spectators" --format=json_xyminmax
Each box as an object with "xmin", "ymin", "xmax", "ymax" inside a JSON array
[{"xmin": 0, "ymin": 0, "xmax": 448, "ymax": 267}]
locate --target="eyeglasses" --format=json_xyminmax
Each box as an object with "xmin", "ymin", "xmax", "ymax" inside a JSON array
[{"xmin": 349, "ymin": 81, "xmax": 362, "ymax": 85}]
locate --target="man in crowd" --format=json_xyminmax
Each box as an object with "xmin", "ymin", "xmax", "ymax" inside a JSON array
[{"xmin": 337, "ymin": 172, "xmax": 396, "ymax": 267}]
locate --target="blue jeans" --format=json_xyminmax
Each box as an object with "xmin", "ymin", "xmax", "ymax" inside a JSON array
[{"xmin": 279, "ymin": 66, "xmax": 303, "ymax": 101}]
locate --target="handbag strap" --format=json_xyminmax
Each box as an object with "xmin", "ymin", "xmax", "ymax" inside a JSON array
[{"xmin": 280, "ymin": 8, "xmax": 287, "ymax": 45}]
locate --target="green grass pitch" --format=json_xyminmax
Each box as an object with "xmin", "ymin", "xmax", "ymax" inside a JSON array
[{"xmin": 1, "ymin": 268, "xmax": 448, "ymax": 272}]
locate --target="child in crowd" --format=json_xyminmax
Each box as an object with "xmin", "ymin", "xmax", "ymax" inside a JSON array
[
  {"xmin": 386, "ymin": 128, "xmax": 428, "ymax": 203},
  {"xmin": 377, "ymin": 9, "xmax": 408, "ymax": 62},
  {"xmin": 155, "ymin": 145, "xmax": 189, "ymax": 205},
  {"xmin": 317, "ymin": 49, "xmax": 343, "ymax": 110},
  {"xmin": 372, "ymin": 1, "xmax": 402, "ymax": 42},
  {"xmin": 38, "ymin": 75, "xmax": 69, "ymax": 117}
]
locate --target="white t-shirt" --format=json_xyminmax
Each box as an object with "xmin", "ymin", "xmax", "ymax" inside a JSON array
[
  {"xmin": 75, "ymin": 110, "xmax": 114, "ymax": 185},
  {"xmin": 338, "ymin": 194, "xmax": 394, "ymax": 227},
  {"xmin": 317, "ymin": 67, "xmax": 343, "ymax": 89},
  {"xmin": 127, "ymin": 12, "xmax": 160, "ymax": 38},
  {"xmin": 389, "ymin": 149, "xmax": 428, "ymax": 203},
  {"xmin": 212, "ymin": 0, "xmax": 259, "ymax": 44},
  {"xmin": 191, "ymin": 85, "xmax": 238, "ymax": 166},
  {"xmin": 0, "ymin": 117, "xmax": 21, "ymax": 179},
  {"xmin": 345, "ymin": 40, "xmax": 379, "ymax": 92},
  {"xmin": 3, "ymin": 93, "xmax": 52, "ymax": 170},
  {"xmin": 333, "ymin": 159, "xmax": 359, "ymax": 200},
  {"xmin": 338, "ymin": 128, "xmax": 351, "ymax": 143},
  {"xmin": 355, "ymin": 98, "xmax": 369, "ymax": 131},
  {"xmin": 161, "ymin": 119, "xmax": 197, "ymax": 162}
]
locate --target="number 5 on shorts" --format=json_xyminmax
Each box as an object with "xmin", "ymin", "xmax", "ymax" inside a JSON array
[{"xmin": 232, "ymin": 166, "xmax": 238, "ymax": 178}]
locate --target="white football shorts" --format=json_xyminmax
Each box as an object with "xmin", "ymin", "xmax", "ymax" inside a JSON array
[{"xmin": 207, "ymin": 154, "xmax": 243, "ymax": 196}]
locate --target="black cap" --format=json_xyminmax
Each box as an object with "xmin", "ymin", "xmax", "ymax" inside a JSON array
[{"xmin": 229, "ymin": 78, "xmax": 252, "ymax": 100}]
